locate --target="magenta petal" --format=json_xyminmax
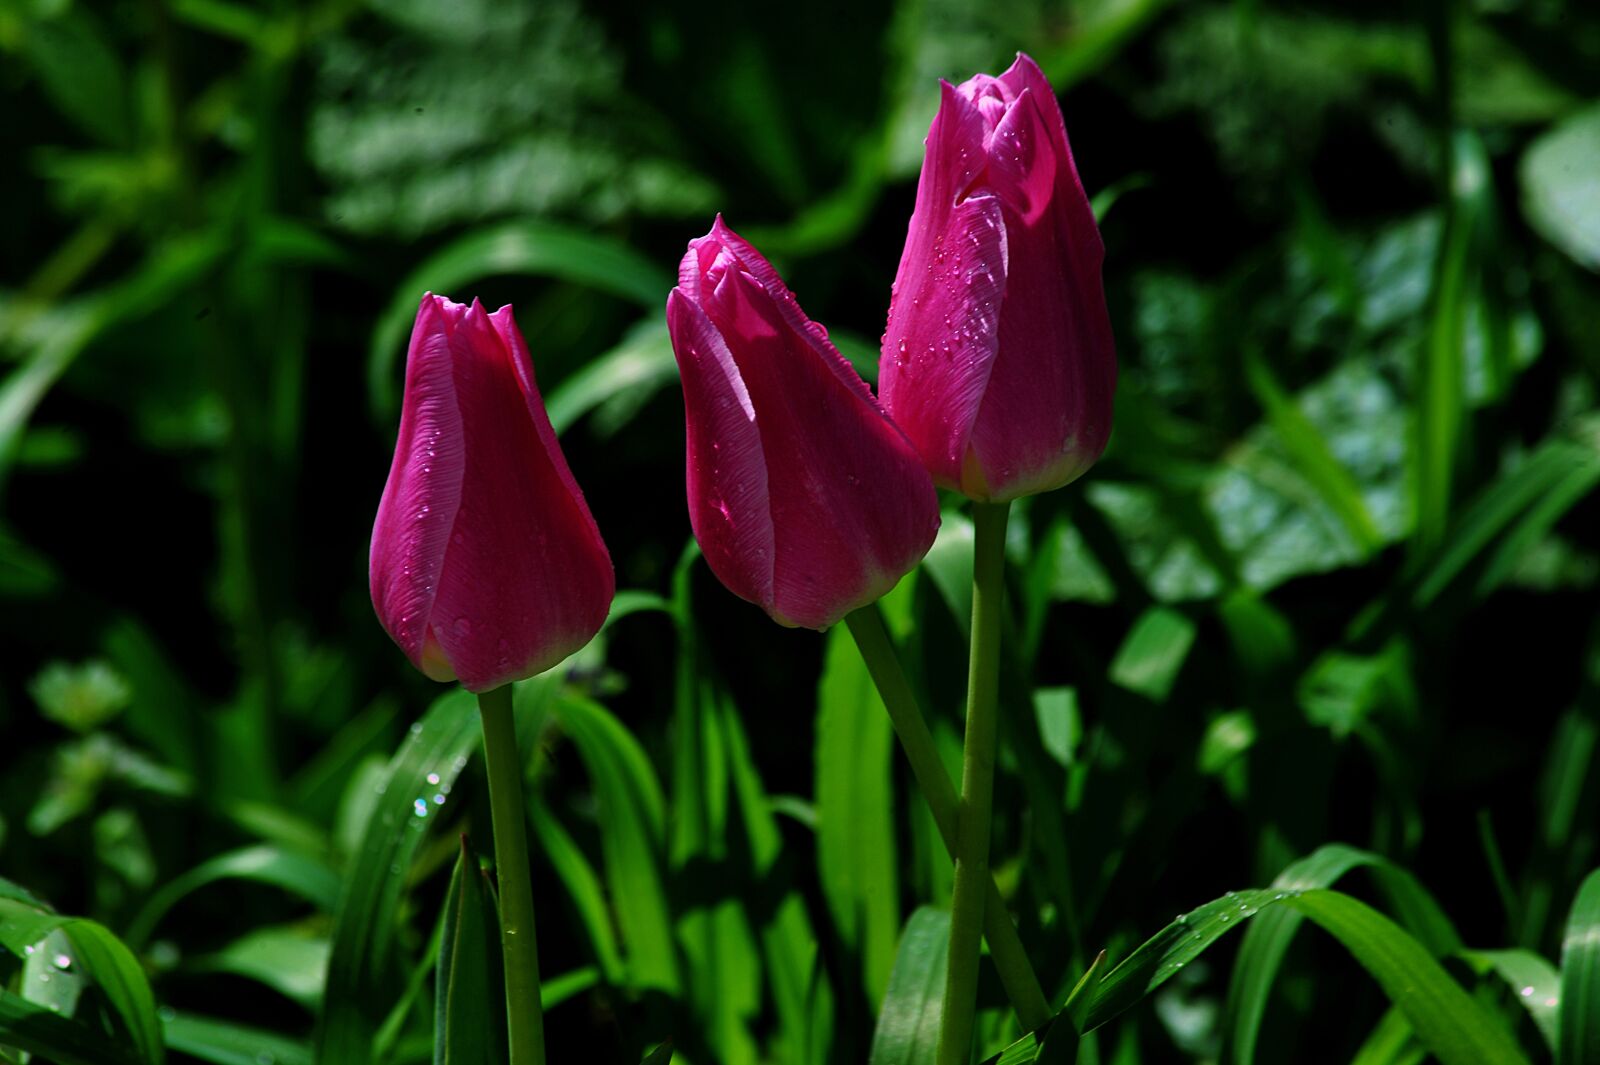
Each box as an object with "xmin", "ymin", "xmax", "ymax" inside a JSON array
[
  {"xmin": 370, "ymin": 295, "xmax": 613, "ymax": 691},
  {"xmin": 420, "ymin": 302, "xmax": 613, "ymax": 691},
  {"xmin": 669, "ymin": 220, "xmax": 940, "ymax": 630},
  {"xmin": 880, "ymin": 192, "xmax": 1009, "ymax": 488},
  {"xmin": 666, "ymin": 288, "xmax": 776, "ymax": 615},
  {"xmin": 882, "ymin": 51, "xmax": 1117, "ymax": 502},
  {"xmin": 370, "ymin": 296, "xmax": 467, "ymax": 681}
]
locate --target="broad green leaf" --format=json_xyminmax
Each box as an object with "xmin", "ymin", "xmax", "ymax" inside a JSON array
[
  {"xmin": 1107, "ymin": 606, "xmax": 1196, "ymax": 702},
  {"xmin": 1466, "ymin": 949, "xmax": 1559, "ymax": 1053},
  {"xmin": 367, "ymin": 221, "xmax": 671, "ymax": 417},
  {"xmin": 191, "ymin": 927, "xmax": 328, "ymax": 1010},
  {"xmin": 0, "ymin": 985, "xmax": 142, "ymax": 1065},
  {"xmin": 550, "ymin": 694, "xmax": 680, "ymax": 992},
  {"xmin": 435, "ymin": 839, "xmax": 506, "ymax": 1065},
  {"xmin": 816, "ymin": 624, "xmax": 900, "ymax": 1006},
  {"xmin": 162, "ymin": 1011, "xmax": 312, "ymax": 1065},
  {"xmin": 1560, "ymin": 868, "xmax": 1600, "ymax": 1065},
  {"xmin": 545, "ymin": 320, "xmax": 678, "ymax": 438},
  {"xmin": 0, "ymin": 899, "xmax": 164, "ymax": 1065},
  {"xmin": 1221, "ymin": 843, "xmax": 1461, "ymax": 1065},
  {"xmin": 869, "ymin": 907, "xmax": 949, "ymax": 1065},
  {"xmin": 1521, "ymin": 103, "xmax": 1600, "ymax": 271},
  {"xmin": 21, "ymin": 9, "xmax": 130, "ymax": 147},
  {"xmin": 1286, "ymin": 890, "xmax": 1527, "ymax": 1065},
  {"xmin": 126, "ymin": 844, "xmax": 341, "ymax": 948},
  {"xmin": 317, "ymin": 688, "xmax": 481, "ymax": 1065}
]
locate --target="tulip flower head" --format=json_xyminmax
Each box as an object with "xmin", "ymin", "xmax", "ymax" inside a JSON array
[
  {"xmin": 370, "ymin": 295, "xmax": 614, "ymax": 692},
  {"xmin": 881, "ymin": 52, "xmax": 1116, "ymax": 502},
  {"xmin": 666, "ymin": 218, "xmax": 940, "ymax": 630}
]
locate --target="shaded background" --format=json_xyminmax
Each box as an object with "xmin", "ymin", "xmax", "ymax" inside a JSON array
[{"xmin": 2, "ymin": 0, "xmax": 1599, "ymax": 1061}]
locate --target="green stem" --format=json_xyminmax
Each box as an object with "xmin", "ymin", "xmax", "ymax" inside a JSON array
[
  {"xmin": 477, "ymin": 686, "xmax": 547, "ymax": 1065},
  {"xmin": 938, "ymin": 501, "xmax": 1011, "ymax": 1065},
  {"xmin": 844, "ymin": 605, "xmax": 1051, "ymax": 1032}
]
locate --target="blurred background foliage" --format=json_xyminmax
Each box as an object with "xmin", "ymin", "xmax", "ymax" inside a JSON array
[{"xmin": 1, "ymin": 0, "xmax": 1598, "ymax": 1061}]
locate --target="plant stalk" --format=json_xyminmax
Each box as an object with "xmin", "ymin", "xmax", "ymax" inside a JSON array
[
  {"xmin": 938, "ymin": 501, "xmax": 1011, "ymax": 1065},
  {"xmin": 844, "ymin": 605, "xmax": 1052, "ymax": 1032},
  {"xmin": 477, "ymin": 685, "xmax": 547, "ymax": 1065}
]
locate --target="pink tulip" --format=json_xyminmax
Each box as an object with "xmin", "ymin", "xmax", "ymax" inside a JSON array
[
  {"xmin": 880, "ymin": 52, "xmax": 1116, "ymax": 502},
  {"xmin": 370, "ymin": 295, "xmax": 614, "ymax": 692},
  {"xmin": 666, "ymin": 218, "xmax": 940, "ymax": 629}
]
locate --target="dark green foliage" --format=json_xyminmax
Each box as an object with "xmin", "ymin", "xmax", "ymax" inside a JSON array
[{"xmin": 1, "ymin": 0, "xmax": 1597, "ymax": 1061}]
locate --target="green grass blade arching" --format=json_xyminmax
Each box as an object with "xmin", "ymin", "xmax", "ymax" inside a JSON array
[
  {"xmin": 367, "ymin": 220, "xmax": 671, "ymax": 418},
  {"xmin": 1077, "ymin": 887, "xmax": 1527, "ymax": 1065},
  {"xmin": 1559, "ymin": 868, "xmax": 1600, "ymax": 1065},
  {"xmin": 869, "ymin": 907, "xmax": 950, "ymax": 1065},
  {"xmin": 125, "ymin": 843, "xmax": 342, "ymax": 948},
  {"xmin": 1221, "ymin": 843, "xmax": 1463, "ymax": 1065},
  {"xmin": 0, "ymin": 900, "xmax": 164, "ymax": 1065},
  {"xmin": 317, "ymin": 688, "xmax": 481, "ymax": 1065}
]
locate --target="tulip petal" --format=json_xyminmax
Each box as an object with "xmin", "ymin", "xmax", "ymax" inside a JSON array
[
  {"xmin": 880, "ymin": 191, "xmax": 1009, "ymax": 487},
  {"xmin": 424, "ymin": 301, "xmax": 614, "ymax": 691},
  {"xmin": 710, "ymin": 265, "xmax": 938, "ymax": 628},
  {"xmin": 666, "ymin": 288, "xmax": 777, "ymax": 616},
  {"xmin": 370, "ymin": 296, "xmax": 468, "ymax": 682}
]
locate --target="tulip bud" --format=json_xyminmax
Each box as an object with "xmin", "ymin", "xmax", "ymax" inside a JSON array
[
  {"xmin": 666, "ymin": 218, "xmax": 940, "ymax": 630},
  {"xmin": 370, "ymin": 295, "xmax": 614, "ymax": 692},
  {"xmin": 881, "ymin": 52, "xmax": 1116, "ymax": 502}
]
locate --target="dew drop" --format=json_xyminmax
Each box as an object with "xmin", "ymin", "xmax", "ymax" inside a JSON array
[
  {"xmin": 52, "ymin": 954, "xmax": 71, "ymax": 970},
  {"xmin": 413, "ymin": 798, "xmax": 429, "ymax": 818},
  {"xmin": 426, "ymin": 772, "xmax": 442, "ymax": 786},
  {"xmin": 1521, "ymin": 986, "xmax": 1535, "ymax": 997}
]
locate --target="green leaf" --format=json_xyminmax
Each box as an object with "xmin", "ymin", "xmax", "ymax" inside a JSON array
[
  {"xmin": 1521, "ymin": 103, "xmax": 1600, "ymax": 271},
  {"xmin": 367, "ymin": 221, "xmax": 671, "ymax": 418},
  {"xmin": 640, "ymin": 1040, "xmax": 675, "ymax": 1065},
  {"xmin": 1221, "ymin": 843, "xmax": 1462, "ymax": 1065},
  {"xmin": 1107, "ymin": 606, "xmax": 1197, "ymax": 702},
  {"xmin": 1285, "ymin": 890, "xmax": 1527, "ymax": 1065},
  {"xmin": 816, "ymin": 625, "xmax": 900, "ymax": 1006},
  {"xmin": 126, "ymin": 844, "xmax": 341, "ymax": 948},
  {"xmin": 869, "ymin": 907, "xmax": 948, "ymax": 1065},
  {"xmin": 1080, "ymin": 887, "xmax": 1524, "ymax": 1065},
  {"xmin": 0, "ymin": 899, "xmax": 164, "ymax": 1065},
  {"xmin": 21, "ymin": 10, "xmax": 130, "ymax": 147},
  {"xmin": 550, "ymin": 695, "xmax": 680, "ymax": 992},
  {"xmin": 0, "ymin": 986, "xmax": 142, "ymax": 1065},
  {"xmin": 317, "ymin": 688, "xmax": 482, "ymax": 1065},
  {"xmin": 162, "ymin": 1010, "xmax": 312, "ymax": 1065},
  {"xmin": 1466, "ymin": 949, "xmax": 1559, "ymax": 1053},
  {"xmin": 191, "ymin": 926, "xmax": 328, "ymax": 1010},
  {"xmin": 528, "ymin": 797, "xmax": 625, "ymax": 984},
  {"xmin": 545, "ymin": 319, "xmax": 678, "ymax": 438},
  {"xmin": 436, "ymin": 839, "xmax": 506, "ymax": 1065},
  {"xmin": 1560, "ymin": 868, "xmax": 1600, "ymax": 1065},
  {"xmin": 1244, "ymin": 350, "xmax": 1382, "ymax": 556}
]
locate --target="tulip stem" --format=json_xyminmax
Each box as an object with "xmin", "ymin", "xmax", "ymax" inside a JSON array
[
  {"xmin": 844, "ymin": 605, "xmax": 1052, "ymax": 1032},
  {"xmin": 477, "ymin": 685, "xmax": 547, "ymax": 1065},
  {"xmin": 938, "ymin": 501, "xmax": 1012, "ymax": 1065}
]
